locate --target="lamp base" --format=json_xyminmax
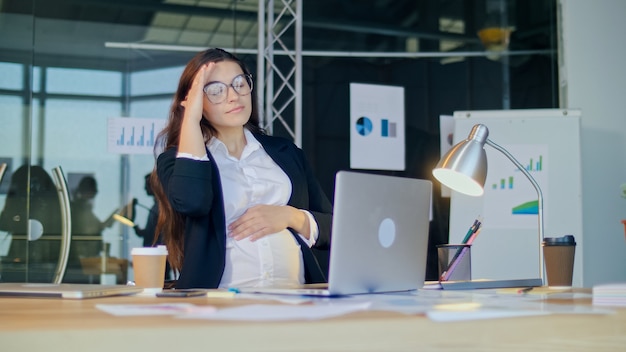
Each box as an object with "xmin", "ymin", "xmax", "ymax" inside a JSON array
[{"xmin": 424, "ymin": 278, "xmax": 543, "ymax": 290}]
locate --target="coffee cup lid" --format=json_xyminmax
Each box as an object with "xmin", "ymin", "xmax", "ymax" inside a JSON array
[
  {"xmin": 542, "ymin": 235, "xmax": 576, "ymax": 246},
  {"xmin": 131, "ymin": 245, "xmax": 168, "ymax": 255}
]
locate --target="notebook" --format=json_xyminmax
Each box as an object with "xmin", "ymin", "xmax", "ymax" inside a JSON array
[
  {"xmin": 238, "ymin": 171, "xmax": 432, "ymax": 297},
  {"xmin": 0, "ymin": 283, "xmax": 143, "ymax": 299}
]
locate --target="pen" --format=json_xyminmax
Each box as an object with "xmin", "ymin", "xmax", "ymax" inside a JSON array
[
  {"xmin": 461, "ymin": 218, "xmax": 480, "ymax": 244},
  {"xmin": 466, "ymin": 227, "xmax": 481, "ymax": 245},
  {"xmin": 517, "ymin": 287, "xmax": 533, "ymax": 294}
]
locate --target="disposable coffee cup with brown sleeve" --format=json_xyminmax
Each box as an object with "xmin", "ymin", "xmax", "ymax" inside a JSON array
[
  {"xmin": 542, "ymin": 235, "xmax": 576, "ymax": 287},
  {"xmin": 131, "ymin": 245, "xmax": 168, "ymax": 294}
]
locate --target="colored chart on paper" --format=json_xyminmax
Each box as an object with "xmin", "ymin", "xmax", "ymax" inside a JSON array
[
  {"xmin": 488, "ymin": 153, "xmax": 544, "ymax": 215},
  {"xmin": 355, "ymin": 116, "xmax": 373, "ymax": 136},
  {"xmin": 482, "ymin": 146, "xmax": 548, "ymax": 228},
  {"xmin": 512, "ymin": 200, "xmax": 539, "ymax": 215},
  {"xmin": 107, "ymin": 117, "xmax": 166, "ymax": 154}
]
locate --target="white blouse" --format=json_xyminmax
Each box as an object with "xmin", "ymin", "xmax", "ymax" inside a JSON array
[{"xmin": 178, "ymin": 129, "xmax": 318, "ymax": 288}]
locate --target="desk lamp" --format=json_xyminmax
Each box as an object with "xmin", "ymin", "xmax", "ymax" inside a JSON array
[{"xmin": 432, "ymin": 124, "xmax": 545, "ymax": 284}]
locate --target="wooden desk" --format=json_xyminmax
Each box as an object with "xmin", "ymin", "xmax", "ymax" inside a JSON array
[{"xmin": 2, "ymin": 291, "xmax": 625, "ymax": 351}]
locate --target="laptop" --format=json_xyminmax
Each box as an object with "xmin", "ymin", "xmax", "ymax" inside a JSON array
[
  {"xmin": 238, "ymin": 171, "xmax": 432, "ymax": 297},
  {"xmin": 0, "ymin": 283, "xmax": 143, "ymax": 299}
]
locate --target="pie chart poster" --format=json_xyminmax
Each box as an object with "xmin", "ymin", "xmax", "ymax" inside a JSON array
[{"xmin": 349, "ymin": 83, "xmax": 405, "ymax": 171}]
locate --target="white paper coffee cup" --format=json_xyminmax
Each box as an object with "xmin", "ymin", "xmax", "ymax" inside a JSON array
[{"xmin": 131, "ymin": 245, "xmax": 168, "ymax": 293}]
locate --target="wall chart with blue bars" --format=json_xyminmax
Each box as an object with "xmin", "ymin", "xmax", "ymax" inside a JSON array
[{"xmin": 107, "ymin": 117, "xmax": 167, "ymax": 154}]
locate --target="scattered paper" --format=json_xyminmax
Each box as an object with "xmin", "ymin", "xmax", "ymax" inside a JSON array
[
  {"xmin": 94, "ymin": 288, "xmax": 613, "ymax": 322},
  {"xmin": 234, "ymin": 293, "xmax": 314, "ymax": 305},
  {"xmin": 496, "ymin": 287, "xmax": 570, "ymax": 295},
  {"xmin": 593, "ymin": 282, "xmax": 626, "ymax": 307},
  {"xmin": 427, "ymin": 309, "xmax": 550, "ymax": 322},
  {"xmin": 96, "ymin": 303, "xmax": 215, "ymax": 316},
  {"xmin": 179, "ymin": 302, "xmax": 372, "ymax": 321}
]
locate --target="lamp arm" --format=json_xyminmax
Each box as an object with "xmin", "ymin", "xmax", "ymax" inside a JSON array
[{"xmin": 486, "ymin": 138, "xmax": 545, "ymax": 284}]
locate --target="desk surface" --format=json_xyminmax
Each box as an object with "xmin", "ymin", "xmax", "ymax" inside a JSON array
[{"xmin": 2, "ymin": 289, "xmax": 625, "ymax": 352}]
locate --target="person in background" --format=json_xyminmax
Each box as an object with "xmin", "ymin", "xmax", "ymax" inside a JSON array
[
  {"xmin": 151, "ymin": 48, "xmax": 332, "ymax": 289},
  {"xmin": 0, "ymin": 165, "xmax": 62, "ymax": 241},
  {"xmin": 66, "ymin": 175, "xmax": 116, "ymax": 282},
  {"xmin": 0, "ymin": 165, "xmax": 62, "ymax": 282},
  {"xmin": 133, "ymin": 172, "xmax": 171, "ymax": 280},
  {"xmin": 70, "ymin": 176, "xmax": 115, "ymax": 237},
  {"xmin": 133, "ymin": 173, "xmax": 160, "ymax": 248}
]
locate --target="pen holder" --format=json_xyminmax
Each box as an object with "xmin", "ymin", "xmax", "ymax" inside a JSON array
[{"xmin": 437, "ymin": 244, "xmax": 472, "ymax": 282}]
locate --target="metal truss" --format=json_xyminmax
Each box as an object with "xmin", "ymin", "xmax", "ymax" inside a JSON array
[{"xmin": 257, "ymin": 0, "xmax": 302, "ymax": 146}]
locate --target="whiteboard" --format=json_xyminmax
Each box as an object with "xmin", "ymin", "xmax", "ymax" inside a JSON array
[{"xmin": 448, "ymin": 109, "xmax": 583, "ymax": 286}]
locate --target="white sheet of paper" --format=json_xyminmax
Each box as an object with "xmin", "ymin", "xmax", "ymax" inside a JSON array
[
  {"xmin": 179, "ymin": 302, "xmax": 371, "ymax": 321},
  {"xmin": 349, "ymin": 83, "xmax": 405, "ymax": 171},
  {"xmin": 427, "ymin": 309, "xmax": 550, "ymax": 322},
  {"xmin": 96, "ymin": 303, "xmax": 213, "ymax": 316}
]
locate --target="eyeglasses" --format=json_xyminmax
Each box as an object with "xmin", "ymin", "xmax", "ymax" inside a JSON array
[{"xmin": 203, "ymin": 74, "xmax": 253, "ymax": 104}]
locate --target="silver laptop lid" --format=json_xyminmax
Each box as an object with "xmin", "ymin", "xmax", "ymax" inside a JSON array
[{"xmin": 327, "ymin": 171, "xmax": 431, "ymax": 295}]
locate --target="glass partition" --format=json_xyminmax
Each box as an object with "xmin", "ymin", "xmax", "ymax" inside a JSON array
[
  {"xmin": 0, "ymin": 11, "xmax": 37, "ymax": 282},
  {"xmin": 0, "ymin": 0, "xmax": 557, "ymax": 283}
]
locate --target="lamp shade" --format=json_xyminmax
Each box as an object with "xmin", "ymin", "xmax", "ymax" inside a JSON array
[{"xmin": 432, "ymin": 124, "xmax": 489, "ymax": 196}]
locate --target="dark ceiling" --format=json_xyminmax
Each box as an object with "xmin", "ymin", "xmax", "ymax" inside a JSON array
[{"xmin": 0, "ymin": 0, "xmax": 555, "ymax": 68}]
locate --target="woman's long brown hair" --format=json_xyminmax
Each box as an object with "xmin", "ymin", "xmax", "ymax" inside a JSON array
[{"xmin": 150, "ymin": 48, "xmax": 264, "ymax": 274}]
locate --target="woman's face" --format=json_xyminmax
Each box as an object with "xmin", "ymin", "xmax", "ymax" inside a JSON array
[{"xmin": 201, "ymin": 60, "xmax": 253, "ymax": 135}]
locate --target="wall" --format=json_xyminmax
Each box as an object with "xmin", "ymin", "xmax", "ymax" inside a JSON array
[{"xmin": 560, "ymin": 0, "xmax": 626, "ymax": 286}]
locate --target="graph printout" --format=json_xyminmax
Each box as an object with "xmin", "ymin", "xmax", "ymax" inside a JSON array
[
  {"xmin": 483, "ymin": 144, "xmax": 549, "ymax": 229},
  {"xmin": 107, "ymin": 117, "xmax": 166, "ymax": 154},
  {"xmin": 349, "ymin": 83, "xmax": 405, "ymax": 170}
]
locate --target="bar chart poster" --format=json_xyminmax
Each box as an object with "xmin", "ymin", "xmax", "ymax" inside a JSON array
[
  {"xmin": 107, "ymin": 117, "xmax": 166, "ymax": 154},
  {"xmin": 349, "ymin": 83, "xmax": 405, "ymax": 170},
  {"xmin": 483, "ymin": 144, "xmax": 549, "ymax": 229}
]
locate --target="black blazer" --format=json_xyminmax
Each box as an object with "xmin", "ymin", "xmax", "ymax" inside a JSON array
[{"xmin": 156, "ymin": 132, "xmax": 332, "ymax": 289}]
